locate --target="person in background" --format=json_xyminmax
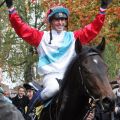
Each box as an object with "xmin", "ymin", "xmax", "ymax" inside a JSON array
[
  {"xmin": 0, "ymin": 67, "xmax": 25, "ymax": 120},
  {"xmin": 4, "ymin": 89, "xmax": 12, "ymax": 100},
  {"xmin": 0, "ymin": 88, "xmax": 25, "ymax": 120},
  {"xmin": 113, "ymin": 70, "xmax": 120, "ymax": 120},
  {"xmin": 5, "ymin": 0, "xmax": 112, "ymax": 112},
  {"xmin": 0, "ymin": 86, "xmax": 12, "ymax": 103},
  {"xmin": 25, "ymin": 85, "xmax": 35, "ymax": 101},
  {"xmin": 4, "ymin": 89, "xmax": 11, "ymax": 97},
  {"xmin": 24, "ymin": 83, "xmax": 39, "ymax": 120},
  {"xmin": 12, "ymin": 86, "xmax": 29, "ymax": 118}
]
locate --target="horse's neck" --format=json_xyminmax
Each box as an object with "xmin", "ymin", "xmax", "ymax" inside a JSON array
[
  {"xmin": 62, "ymin": 71, "xmax": 89, "ymax": 106},
  {"xmin": 57, "ymin": 63, "xmax": 89, "ymax": 119}
]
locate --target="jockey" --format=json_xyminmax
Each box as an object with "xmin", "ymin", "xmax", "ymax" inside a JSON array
[{"xmin": 5, "ymin": 0, "xmax": 112, "ymax": 112}]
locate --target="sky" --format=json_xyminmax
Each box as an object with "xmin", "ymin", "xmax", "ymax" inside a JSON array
[{"xmin": 1, "ymin": 71, "xmax": 23, "ymax": 89}]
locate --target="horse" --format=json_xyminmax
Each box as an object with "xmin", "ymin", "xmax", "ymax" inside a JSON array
[{"xmin": 38, "ymin": 37, "xmax": 115, "ymax": 120}]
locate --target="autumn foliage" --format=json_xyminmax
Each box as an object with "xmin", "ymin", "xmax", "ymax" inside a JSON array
[{"xmin": 0, "ymin": 0, "xmax": 119, "ymax": 82}]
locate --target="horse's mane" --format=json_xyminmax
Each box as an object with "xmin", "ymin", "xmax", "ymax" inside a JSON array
[
  {"xmin": 39, "ymin": 38, "xmax": 115, "ymax": 120},
  {"xmin": 60, "ymin": 55, "xmax": 78, "ymax": 92},
  {"xmin": 53, "ymin": 45, "xmax": 101, "ymax": 117}
]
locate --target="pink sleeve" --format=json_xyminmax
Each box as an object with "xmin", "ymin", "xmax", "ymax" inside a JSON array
[
  {"xmin": 74, "ymin": 14, "xmax": 105, "ymax": 45},
  {"xmin": 9, "ymin": 12, "xmax": 44, "ymax": 47}
]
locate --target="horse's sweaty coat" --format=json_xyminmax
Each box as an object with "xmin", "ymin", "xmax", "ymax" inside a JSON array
[{"xmin": 29, "ymin": 38, "xmax": 115, "ymax": 120}]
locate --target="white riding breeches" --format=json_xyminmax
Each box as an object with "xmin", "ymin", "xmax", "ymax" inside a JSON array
[{"xmin": 40, "ymin": 73, "xmax": 64, "ymax": 100}]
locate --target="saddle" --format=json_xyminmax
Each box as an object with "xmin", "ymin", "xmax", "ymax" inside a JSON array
[
  {"xmin": 25, "ymin": 80, "xmax": 61, "ymax": 120},
  {"xmin": 24, "ymin": 78, "xmax": 62, "ymax": 112}
]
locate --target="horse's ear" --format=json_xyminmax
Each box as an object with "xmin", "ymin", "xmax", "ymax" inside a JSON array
[
  {"xmin": 96, "ymin": 37, "xmax": 106, "ymax": 52},
  {"xmin": 75, "ymin": 38, "xmax": 82, "ymax": 54}
]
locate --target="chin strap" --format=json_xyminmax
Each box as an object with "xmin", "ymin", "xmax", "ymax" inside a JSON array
[{"xmin": 49, "ymin": 25, "xmax": 52, "ymax": 44}]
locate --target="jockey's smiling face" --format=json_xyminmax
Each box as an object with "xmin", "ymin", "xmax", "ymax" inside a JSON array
[
  {"xmin": 47, "ymin": 7, "xmax": 69, "ymax": 33},
  {"xmin": 51, "ymin": 18, "xmax": 66, "ymax": 33}
]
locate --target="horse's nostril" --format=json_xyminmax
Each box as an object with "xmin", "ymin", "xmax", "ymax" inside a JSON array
[
  {"xmin": 102, "ymin": 97, "xmax": 111, "ymax": 104},
  {"xmin": 102, "ymin": 97, "xmax": 115, "ymax": 112}
]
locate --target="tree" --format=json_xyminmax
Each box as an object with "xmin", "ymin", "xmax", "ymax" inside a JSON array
[
  {"xmin": 41, "ymin": 0, "xmax": 120, "ymax": 78},
  {"xmin": 0, "ymin": 0, "xmax": 43, "ymax": 84},
  {"xmin": 0, "ymin": 0, "xmax": 119, "ymax": 86}
]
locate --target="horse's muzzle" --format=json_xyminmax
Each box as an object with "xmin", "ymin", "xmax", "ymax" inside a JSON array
[{"xmin": 101, "ymin": 96, "xmax": 115, "ymax": 112}]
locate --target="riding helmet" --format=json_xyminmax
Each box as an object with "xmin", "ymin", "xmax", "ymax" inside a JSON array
[{"xmin": 47, "ymin": 6, "xmax": 70, "ymax": 22}]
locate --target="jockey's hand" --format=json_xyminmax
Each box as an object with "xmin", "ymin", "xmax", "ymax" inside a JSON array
[
  {"xmin": 101, "ymin": 0, "xmax": 112, "ymax": 9},
  {"xmin": 5, "ymin": 0, "xmax": 13, "ymax": 8},
  {"xmin": 86, "ymin": 112, "xmax": 95, "ymax": 120}
]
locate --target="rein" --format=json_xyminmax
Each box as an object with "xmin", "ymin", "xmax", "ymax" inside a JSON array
[
  {"xmin": 78, "ymin": 66, "xmax": 97, "ymax": 120},
  {"xmin": 83, "ymin": 98, "xmax": 96, "ymax": 120}
]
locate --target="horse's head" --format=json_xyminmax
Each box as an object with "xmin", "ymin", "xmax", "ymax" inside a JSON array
[{"xmin": 75, "ymin": 37, "xmax": 115, "ymax": 112}]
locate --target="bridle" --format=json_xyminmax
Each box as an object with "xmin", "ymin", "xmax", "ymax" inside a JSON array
[
  {"xmin": 78, "ymin": 51, "xmax": 100, "ymax": 100},
  {"xmin": 0, "ymin": 0, "xmax": 5, "ymax": 8},
  {"xmin": 44, "ymin": 51, "xmax": 108, "ymax": 120},
  {"xmin": 78, "ymin": 51, "xmax": 101, "ymax": 120}
]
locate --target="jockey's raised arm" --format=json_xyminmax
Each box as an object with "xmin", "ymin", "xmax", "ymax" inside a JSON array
[{"xmin": 5, "ymin": 0, "xmax": 112, "ymax": 113}]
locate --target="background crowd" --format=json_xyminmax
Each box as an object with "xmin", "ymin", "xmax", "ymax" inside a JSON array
[
  {"xmin": 0, "ymin": 0, "xmax": 119, "ymax": 120},
  {"xmin": 1, "ymin": 67, "xmax": 120, "ymax": 120}
]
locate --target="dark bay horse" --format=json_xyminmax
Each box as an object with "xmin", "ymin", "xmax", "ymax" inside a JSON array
[{"xmin": 39, "ymin": 38, "xmax": 115, "ymax": 120}]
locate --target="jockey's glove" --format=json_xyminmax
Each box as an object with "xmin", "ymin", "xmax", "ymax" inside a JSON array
[
  {"xmin": 101, "ymin": 0, "xmax": 112, "ymax": 9},
  {"xmin": 5, "ymin": 0, "xmax": 13, "ymax": 8}
]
